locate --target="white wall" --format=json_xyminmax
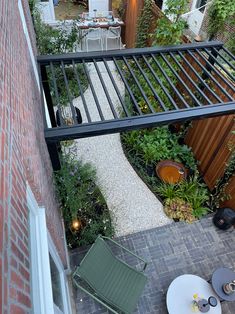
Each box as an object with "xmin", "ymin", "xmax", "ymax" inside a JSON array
[
  {"xmin": 162, "ymin": 0, "xmax": 168, "ymax": 12},
  {"xmin": 184, "ymin": 0, "xmax": 205, "ymax": 35},
  {"xmin": 36, "ymin": 0, "xmax": 55, "ymax": 23},
  {"xmin": 88, "ymin": 0, "xmax": 109, "ymax": 16}
]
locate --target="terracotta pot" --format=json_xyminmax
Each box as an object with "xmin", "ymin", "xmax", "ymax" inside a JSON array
[{"xmin": 156, "ymin": 160, "xmax": 187, "ymax": 184}]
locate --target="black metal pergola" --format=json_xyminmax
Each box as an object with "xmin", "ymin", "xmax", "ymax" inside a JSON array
[{"xmin": 37, "ymin": 41, "xmax": 235, "ymax": 169}]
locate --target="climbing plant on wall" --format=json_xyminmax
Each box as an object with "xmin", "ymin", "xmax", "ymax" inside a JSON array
[
  {"xmin": 136, "ymin": 0, "xmax": 154, "ymax": 48},
  {"xmin": 207, "ymin": 0, "xmax": 235, "ymax": 40}
]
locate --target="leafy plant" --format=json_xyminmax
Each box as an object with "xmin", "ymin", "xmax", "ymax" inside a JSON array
[
  {"xmin": 153, "ymin": 175, "xmax": 210, "ymax": 220},
  {"xmin": 153, "ymin": 0, "xmax": 189, "ymax": 46},
  {"xmin": 164, "ymin": 197, "xmax": 196, "ymax": 223},
  {"xmin": 54, "ymin": 152, "xmax": 114, "ymax": 248},
  {"xmin": 32, "ymin": 9, "xmax": 88, "ymax": 107},
  {"xmin": 175, "ymin": 176, "xmax": 210, "ymax": 218},
  {"xmin": 33, "ymin": 9, "xmax": 79, "ymax": 55},
  {"xmin": 154, "ymin": 182, "xmax": 176, "ymax": 199},
  {"xmin": 122, "ymin": 126, "xmax": 197, "ymax": 170}
]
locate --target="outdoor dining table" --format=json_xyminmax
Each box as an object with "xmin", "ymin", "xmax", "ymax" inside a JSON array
[
  {"xmin": 76, "ymin": 19, "xmax": 124, "ymax": 50},
  {"xmin": 76, "ymin": 20, "xmax": 124, "ymax": 30}
]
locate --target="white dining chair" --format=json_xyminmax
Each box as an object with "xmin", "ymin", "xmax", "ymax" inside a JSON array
[
  {"xmin": 105, "ymin": 26, "xmax": 122, "ymax": 50},
  {"xmin": 85, "ymin": 27, "xmax": 103, "ymax": 52}
]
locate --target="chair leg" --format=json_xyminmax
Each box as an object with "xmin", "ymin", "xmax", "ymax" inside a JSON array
[{"xmin": 101, "ymin": 38, "xmax": 103, "ymax": 51}]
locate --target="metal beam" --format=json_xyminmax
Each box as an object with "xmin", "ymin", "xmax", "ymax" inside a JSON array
[
  {"xmin": 45, "ymin": 102, "xmax": 235, "ymax": 142},
  {"xmin": 37, "ymin": 41, "xmax": 224, "ymax": 65}
]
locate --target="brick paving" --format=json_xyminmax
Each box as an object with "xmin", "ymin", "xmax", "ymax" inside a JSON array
[{"xmin": 70, "ymin": 216, "xmax": 235, "ymax": 313}]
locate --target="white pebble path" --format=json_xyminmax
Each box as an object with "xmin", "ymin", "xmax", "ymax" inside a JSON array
[{"xmin": 72, "ymin": 61, "xmax": 171, "ymax": 236}]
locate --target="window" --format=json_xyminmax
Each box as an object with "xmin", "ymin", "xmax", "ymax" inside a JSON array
[
  {"xmin": 196, "ymin": 0, "xmax": 207, "ymax": 13},
  {"xmin": 49, "ymin": 254, "xmax": 64, "ymax": 313}
]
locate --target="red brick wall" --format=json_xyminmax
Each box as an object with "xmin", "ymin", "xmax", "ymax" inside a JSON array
[{"xmin": 0, "ymin": 1, "xmax": 68, "ymax": 312}]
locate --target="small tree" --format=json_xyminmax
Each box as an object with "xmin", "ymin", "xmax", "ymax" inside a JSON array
[{"xmin": 153, "ymin": 0, "xmax": 189, "ymax": 46}]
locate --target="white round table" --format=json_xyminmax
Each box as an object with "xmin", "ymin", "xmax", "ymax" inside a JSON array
[{"xmin": 166, "ymin": 274, "xmax": 222, "ymax": 314}]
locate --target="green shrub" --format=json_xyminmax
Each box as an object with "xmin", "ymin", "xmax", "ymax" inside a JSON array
[
  {"xmin": 175, "ymin": 176, "xmax": 210, "ymax": 218},
  {"xmin": 54, "ymin": 152, "xmax": 114, "ymax": 248},
  {"xmin": 122, "ymin": 126, "xmax": 197, "ymax": 170},
  {"xmin": 33, "ymin": 10, "xmax": 79, "ymax": 55},
  {"xmin": 32, "ymin": 10, "xmax": 88, "ymax": 107},
  {"xmin": 155, "ymin": 175, "xmax": 210, "ymax": 220}
]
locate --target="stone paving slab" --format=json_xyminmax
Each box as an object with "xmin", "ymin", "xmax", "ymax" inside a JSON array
[{"xmin": 70, "ymin": 216, "xmax": 235, "ymax": 313}]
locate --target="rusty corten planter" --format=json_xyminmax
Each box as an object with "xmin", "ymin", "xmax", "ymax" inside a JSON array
[{"xmin": 156, "ymin": 160, "xmax": 187, "ymax": 184}]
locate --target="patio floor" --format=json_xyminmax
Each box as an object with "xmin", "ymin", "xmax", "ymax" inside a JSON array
[{"xmin": 70, "ymin": 215, "xmax": 235, "ymax": 313}]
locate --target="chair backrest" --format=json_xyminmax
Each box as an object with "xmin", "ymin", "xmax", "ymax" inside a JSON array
[
  {"xmin": 107, "ymin": 26, "xmax": 121, "ymax": 38},
  {"xmin": 75, "ymin": 237, "xmax": 117, "ymax": 289},
  {"xmin": 86, "ymin": 27, "xmax": 102, "ymax": 39},
  {"xmin": 73, "ymin": 236, "xmax": 148, "ymax": 314}
]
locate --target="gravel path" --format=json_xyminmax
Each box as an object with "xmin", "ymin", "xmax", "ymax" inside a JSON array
[{"xmin": 72, "ymin": 62, "xmax": 171, "ymax": 236}]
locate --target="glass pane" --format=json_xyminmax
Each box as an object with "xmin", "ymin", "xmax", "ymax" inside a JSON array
[
  {"xmin": 196, "ymin": 0, "xmax": 207, "ymax": 12},
  {"xmin": 49, "ymin": 254, "xmax": 64, "ymax": 312}
]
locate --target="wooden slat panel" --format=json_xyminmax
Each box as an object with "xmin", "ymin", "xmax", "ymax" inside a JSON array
[
  {"xmin": 124, "ymin": 0, "xmax": 144, "ymax": 48},
  {"xmin": 203, "ymin": 130, "xmax": 235, "ymax": 189},
  {"xmin": 184, "ymin": 51, "xmax": 235, "ymax": 190},
  {"xmin": 185, "ymin": 65, "xmax": 235, "ymax": 190},
  {"xmin": 223, "ymin": 175, "xmax": 235, "ymax": 209}
]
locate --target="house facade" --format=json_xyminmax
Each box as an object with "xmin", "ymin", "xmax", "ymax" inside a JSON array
[{"xmin": 0, "ymin": 1, "xmax": 71, "ymax": 313}]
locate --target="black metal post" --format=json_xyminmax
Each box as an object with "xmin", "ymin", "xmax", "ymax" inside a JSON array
[
  {"xmin": 40, "ymin": 65, "xmax": 57, "ymax": 127},
  {"xmin": 46, "ymin": 140, "xmax": 61, "ymax": 171},
  {"xmin": 200, "ymin": 47, "xmax": 218, "ymax": 82}
]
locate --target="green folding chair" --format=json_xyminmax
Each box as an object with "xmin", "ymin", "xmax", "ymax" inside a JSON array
[{"xmin": 72, "ymin": 235, "xmax": 148, "ymax": 314}]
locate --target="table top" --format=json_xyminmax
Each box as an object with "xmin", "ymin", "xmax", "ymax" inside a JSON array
[
  {"xmin": 166, "ymin": 274, "xmax": 222, "ymax": 314},
  {"xmin": 212, "ymin": 267, "xmax": 235, "ymax": 301},
  {"xmin": 77, "ymin": 19, "xmax": 124, "ymax": 29}
]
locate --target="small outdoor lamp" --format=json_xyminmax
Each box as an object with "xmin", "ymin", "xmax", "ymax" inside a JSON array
[{"xmin": 71, "ymin": 219, "xmax": 82, "ymax": 232}]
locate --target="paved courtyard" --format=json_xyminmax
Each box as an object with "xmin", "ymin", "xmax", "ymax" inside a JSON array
[{"xmin": 70, "ymin": 216, "xmax": 235, "ymax": 313}]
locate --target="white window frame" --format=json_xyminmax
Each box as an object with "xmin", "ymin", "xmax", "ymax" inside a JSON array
[
  {"xmin": 27, "ymin": 185, "xmax": 71, "ymax": 314},
  {"xmin": 48, "ymin": 232, "xmax": 72, "ymax": 314},
  {"xmin": 28, "ymin": 185, "xmax": 54, "ymax": 314}
]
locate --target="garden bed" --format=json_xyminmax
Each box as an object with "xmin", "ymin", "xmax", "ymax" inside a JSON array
[
  {"xmin": 54, "ymin": 150, "xmax": 114, "ymax": 248},
  {"xmin": 121, "ymin": 125, "xmax": 212, "ymax": 223}
]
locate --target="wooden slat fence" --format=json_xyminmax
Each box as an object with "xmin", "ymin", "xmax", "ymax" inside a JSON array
[{"xmin": 184, "ymin": 58, "xmax": 235, "ymax": 207}]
